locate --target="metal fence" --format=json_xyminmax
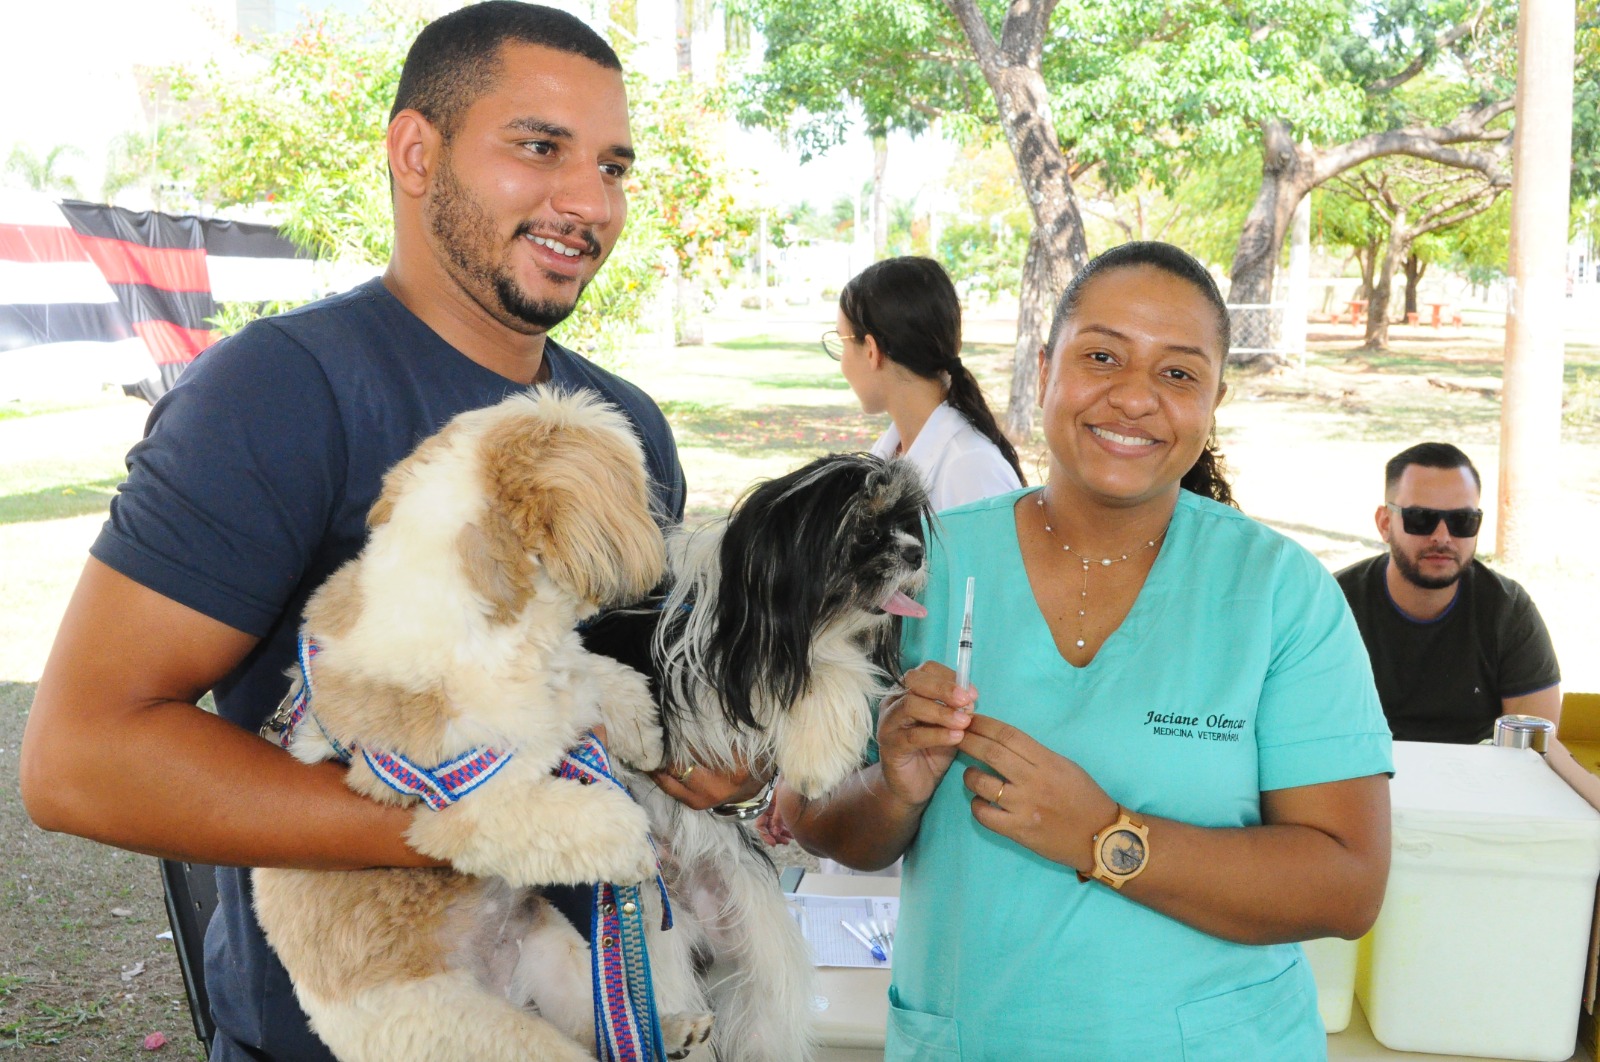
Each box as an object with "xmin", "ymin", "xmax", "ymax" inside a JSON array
[{"xmin": 1226, "ymin": 303, "xmax": 1286, "ymax": 360}]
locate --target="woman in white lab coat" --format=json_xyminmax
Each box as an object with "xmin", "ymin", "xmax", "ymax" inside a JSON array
[{"xmin": 824, "ymin": 256, "xmax": 1024, "ymax": 510}]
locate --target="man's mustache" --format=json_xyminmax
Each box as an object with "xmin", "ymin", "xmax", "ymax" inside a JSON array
[{"xmin": 516, "ymin": 223, "xmax": 601, "ymax": 258}]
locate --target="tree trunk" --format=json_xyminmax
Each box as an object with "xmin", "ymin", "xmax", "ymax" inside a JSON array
[
  {"xmin": 1228, "ymin": 100, "xmax": 1513, "ymax": 358},
  {"xmin": 871, "ymin": 132, "xmax": 889, "ymax": 259},
  {"xmin": 1364, "ymin": 213, "xmax": 1409, "ymax": 350},
  {"xmin": 997, "ymin": 66, "xmax": 1089, "ymax": 436},
  {"xmin": 674, "ymin": 270, "xmax": 704, "ymax": 345},
  {"xmin": 670, "ymin": 0, "xmax": 703, "ymax": 344},
  {"xmin": 1008, "ymin": 229, "xmax": 1053, "ymax": 437},
  {"xmin": 943, "ymin": 0, "xmax": 1086, "ymax": 438},
  {"xmin": 1355, "ymin": 240, "xmax": 1378, "ymax": 303},
  {"xmin": 1403, "ymin": 254, "xmax": 1426, "ymax": 316},
  {"xmin": 675, "ymin": 0, "xmax": 692, "ymax": 75},
  {"xmin": 1227, "ymin": 120, "xmax": 1311, "ymax": 315}
]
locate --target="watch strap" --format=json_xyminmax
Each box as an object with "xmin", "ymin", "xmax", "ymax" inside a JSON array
[
  {"xmin": 1076, "ymin": 805, "xmax": 1148, "ymax": 888},
  {"xmin": 710, "ymin": 778, "xmax": 775, "ymax": 821}
]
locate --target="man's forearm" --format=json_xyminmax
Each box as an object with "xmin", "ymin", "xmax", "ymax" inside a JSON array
[
  {"xmin": 23, "ymin": 694, "xmax": 435, "ymax": 871},
  {"xmin": 21, "ymin": 558, "xmax": 439, "ymax": 871},
  {"xmin": 1501, "ymin": 684, "xmax": 1561, "ymax": 727}
]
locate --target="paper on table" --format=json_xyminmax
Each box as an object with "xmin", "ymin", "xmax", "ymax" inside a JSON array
[{"xmin": 785, "ymin": 893, "xmax": 900, "ymax": 968}]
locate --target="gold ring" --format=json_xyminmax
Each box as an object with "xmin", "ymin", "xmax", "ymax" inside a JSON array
[
  {"xmin": 674, "ymin": 764, "xmax": 696, "ymax": 783},
  {"xmin": 992, "ymin": 782, "xmax": 1005, "ymax": 807}
]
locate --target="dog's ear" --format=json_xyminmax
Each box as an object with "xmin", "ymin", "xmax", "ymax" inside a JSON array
[
  {"xmin": 539, "ymin": 499, "xmax": 665, "ymax": 609},
  {"xmin": 368, "ymin": 423, "xmax": 460, "ymax": 531},
  {"xmin": 479, "ymin": 406, "xmax": 665, "ymax": 610},
  {"xmin": 455, "ymin": 511, "xmax": 538, "ymax": 624},
  {"xmin": 367, "ymin": 459, "xmax": 410, "ymax": 530}
]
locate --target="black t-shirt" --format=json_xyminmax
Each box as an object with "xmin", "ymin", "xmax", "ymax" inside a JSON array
[
  {"xmin": 1334, "ymin": 554, "xmax": 1560, "ymax": 744},
  {"xmin": 91, "ymin": 278, "xmax": 684, "ymax": 1062}
]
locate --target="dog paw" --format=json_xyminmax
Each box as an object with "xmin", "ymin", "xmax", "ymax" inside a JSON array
[
  {"xmin": 572, "ymin": 794, "xmax": 658, "ymax": 885},
  {"xmin": 660, "ymin": 1012, "xmax": 714, "ymax": 1059},
  {"xmin": 613, "ymin": 835, "xmax": 662, "ymax": 886},
  {"xmin": 603, "ymin": 713, "xmax": 665, "ymax": 773},
  {"xmin": 778, "ymin": 761, "xmax": 856, "ymax": 801}
]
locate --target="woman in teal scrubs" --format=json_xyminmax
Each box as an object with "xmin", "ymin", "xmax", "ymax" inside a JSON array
[{"xmin": 780, "ymin": 241, "xmax": 1393, "ymax": 1061}]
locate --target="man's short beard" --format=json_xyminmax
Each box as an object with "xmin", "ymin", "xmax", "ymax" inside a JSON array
[
  {"xmin": 427, "ymin": 154, "xmax": 588, "ymax": 333},
  {"xmin": 1391, "ymin": 547, "xmax": 1466, "ymax": 591},
  {"xmin": 492, "ymin": 273, "xmax": 581, "ymax": 331}
]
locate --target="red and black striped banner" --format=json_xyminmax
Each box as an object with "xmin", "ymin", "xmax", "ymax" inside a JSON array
[{"xmin": 0, "ymin": 190, "xmax": 314, "ymax": 402}]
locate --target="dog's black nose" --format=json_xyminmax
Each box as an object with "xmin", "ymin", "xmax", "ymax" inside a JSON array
[{"xmin": 903, "ymin": 542, "xmax": 924, "ymax": 569}]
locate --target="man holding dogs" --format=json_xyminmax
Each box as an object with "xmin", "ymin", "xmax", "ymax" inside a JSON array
[{"xmin": 19, "ymin": 5, "xmax": 763, "ymax": 1060}]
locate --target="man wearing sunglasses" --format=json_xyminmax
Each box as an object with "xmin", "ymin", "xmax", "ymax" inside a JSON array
[{"xmin": 1336, "ymin": 442, "xmax": 1561, "ymax": 744}]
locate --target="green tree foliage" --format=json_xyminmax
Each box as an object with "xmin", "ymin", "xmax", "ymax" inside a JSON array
[
  {"xmin": 738, "ymin": 0, "xmax": 1355, "ymax": 192},
  {"xmin": 1569, "ymin": 1, "xmax": 1600, "ymax": 241},
  {"xmin": 1319, "ymin": 155, "xmax": 1511, "ymax": 298},
  {"xmin": 102, "ymin": 67, "xmax": 219, "ymax": 210},
  {"xmin": 934, "ymin": 142, "xmax": 1030, "ymax": 298},
  {"xmin": 735, "ymin": 0, "xmax": 983, "ymax": 158},
  {"xmin": 101, "ymin": 128, "xmax": 196, "ymax": 210},
  {"xmin": 738, "ymin": 0, "xmax": 1363, "ymax": 425},
  {"xmin": 1222, "ymin": 0, "xmax": 1594, "ymax": 314},
  {"xmin": 161, "ymin": 9, "xmax": 415, "ymax": 263},
  {"xmin": 1037, "ymin": 0, "xmax": 1362, "ymax": 196},
  {"xmin": 552, "ymin": 63, "xmax": 764, "ymax": 356},
  {"xmin": 1421, "ymin": 194, "xmax": 1509, "ymax": 286},
  {"xmin": 1313, "ymin": 181, "xmax": 1387, "ymax": 295},
  {"xmin": 1306, "ymin": 63, "xmax": 1514, "ymax": 322},
  {"xmin": 781, "ymin": 198, "xmax": 856, "ymax": 242},
  {"xmin": 154, "ymin": 9, "xmax": 759, "ymax": 362},
  {"xmin": 1074, "ymin": 151, "xmax": 1263, "ymax": 268},
  {"xmin": 4, "ymin": 144, "xmax": 85, "ymax": 197},
  {"xmin": 624, "ymin": 69, "xmax": 762, "ymax": 297},
  {"xmin": 1332, "ymin": 0, "xmax": 1513, "ymax": 117},
  {"xmin": 1322, "ymin": 154, "xmax": 1504, "ymax": 346}
]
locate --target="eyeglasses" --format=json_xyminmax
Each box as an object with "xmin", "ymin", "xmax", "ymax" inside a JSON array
[
  {"xmin": 820, "ymin": 330, "xmax": 858, "ymax": 361},
  {"xmin": 1386, "ymin": 503, "xmax": 1483, "ymax": 538}
]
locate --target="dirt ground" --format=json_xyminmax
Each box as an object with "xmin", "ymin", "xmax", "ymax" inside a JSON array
[
  {"xmin": 0, "ymin": 682, "xmax": 204, "ymax": 1059},
  {"xmin": 1, "ymin": 304, "xmax": 1596, "ymax": 1057}
]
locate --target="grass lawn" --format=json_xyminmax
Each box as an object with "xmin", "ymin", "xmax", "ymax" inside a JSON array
[{"xmin": 1, "ymin": 302, "xmax": 1598, "ymax": 1058}]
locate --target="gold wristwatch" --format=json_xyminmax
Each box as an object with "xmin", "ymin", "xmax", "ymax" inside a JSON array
[{"xmin": 1076, "ymin": 806, "xmax": 1149, "ymax": 890}]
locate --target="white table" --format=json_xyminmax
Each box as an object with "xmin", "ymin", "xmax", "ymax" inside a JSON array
[{"xmin": 796, "ymin": 873, "xmax": 1580, "ymax": 1062}]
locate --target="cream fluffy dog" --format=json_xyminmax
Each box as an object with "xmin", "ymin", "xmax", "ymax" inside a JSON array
[{"xmin": 253, "ymin": 387, "xmax": 707, "ymax": 1061}]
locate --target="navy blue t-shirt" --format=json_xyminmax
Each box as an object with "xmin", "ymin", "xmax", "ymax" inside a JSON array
[{"xmin": 91, "ymin": 278, "xmax": 684, "ymax": 1062}]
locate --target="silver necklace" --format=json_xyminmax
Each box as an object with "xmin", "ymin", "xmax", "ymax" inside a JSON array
[{"xmin": 1036, "ymin": 493, "xmax": 1167, "ymax": 650}]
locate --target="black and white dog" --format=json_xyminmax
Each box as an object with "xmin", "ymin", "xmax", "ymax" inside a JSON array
[{"xmin": 582, "ymin": 452, "xmax": 931, "ymax": 1061}]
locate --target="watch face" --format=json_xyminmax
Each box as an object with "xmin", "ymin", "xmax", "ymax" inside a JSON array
[{"xmin": 1102, "ymin": 828, "xmax": 1146, "ymax": 876}]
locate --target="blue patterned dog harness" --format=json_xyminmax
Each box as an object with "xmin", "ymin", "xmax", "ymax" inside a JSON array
[{"xmin": 265, "ymin": 632, "xmax": 677, "ymax": 1061}]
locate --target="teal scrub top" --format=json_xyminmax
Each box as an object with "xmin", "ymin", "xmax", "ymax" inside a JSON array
[{"xmin": 886, "ymin": 488, "xmax": 1393, "ymax": 1062}]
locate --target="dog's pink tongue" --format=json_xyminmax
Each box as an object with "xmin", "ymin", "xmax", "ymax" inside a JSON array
[{"xmin": 880, "ymin": 590, "xmax": 927, "ymax": 618}]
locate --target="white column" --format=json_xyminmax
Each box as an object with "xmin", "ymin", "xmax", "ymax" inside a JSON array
[
  {"xmin": 1498, "ymin": 0, "xmax": 1576, "ymax": 563},
  {"xmin": 1285, "ymin": 192, "xmax": 1311, "ymax": 367},
  {"xmin": 758, "ymin": 212, "xmax": 769, "ymax": 311}
]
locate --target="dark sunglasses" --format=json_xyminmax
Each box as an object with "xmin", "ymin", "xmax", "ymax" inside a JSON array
[{"xmin": 1387, "ymin": 503, "xmax": 1483, "ymax": 538}]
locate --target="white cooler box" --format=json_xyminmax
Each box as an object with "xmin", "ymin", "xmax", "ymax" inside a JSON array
[
  {"xmin": 1303, "ymin": 935, "xmax": 1359, "ymax": 1033},
  {"xmin": 1357, "ymin": 741, "xmax": 1600, "ymax": 1061}
]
